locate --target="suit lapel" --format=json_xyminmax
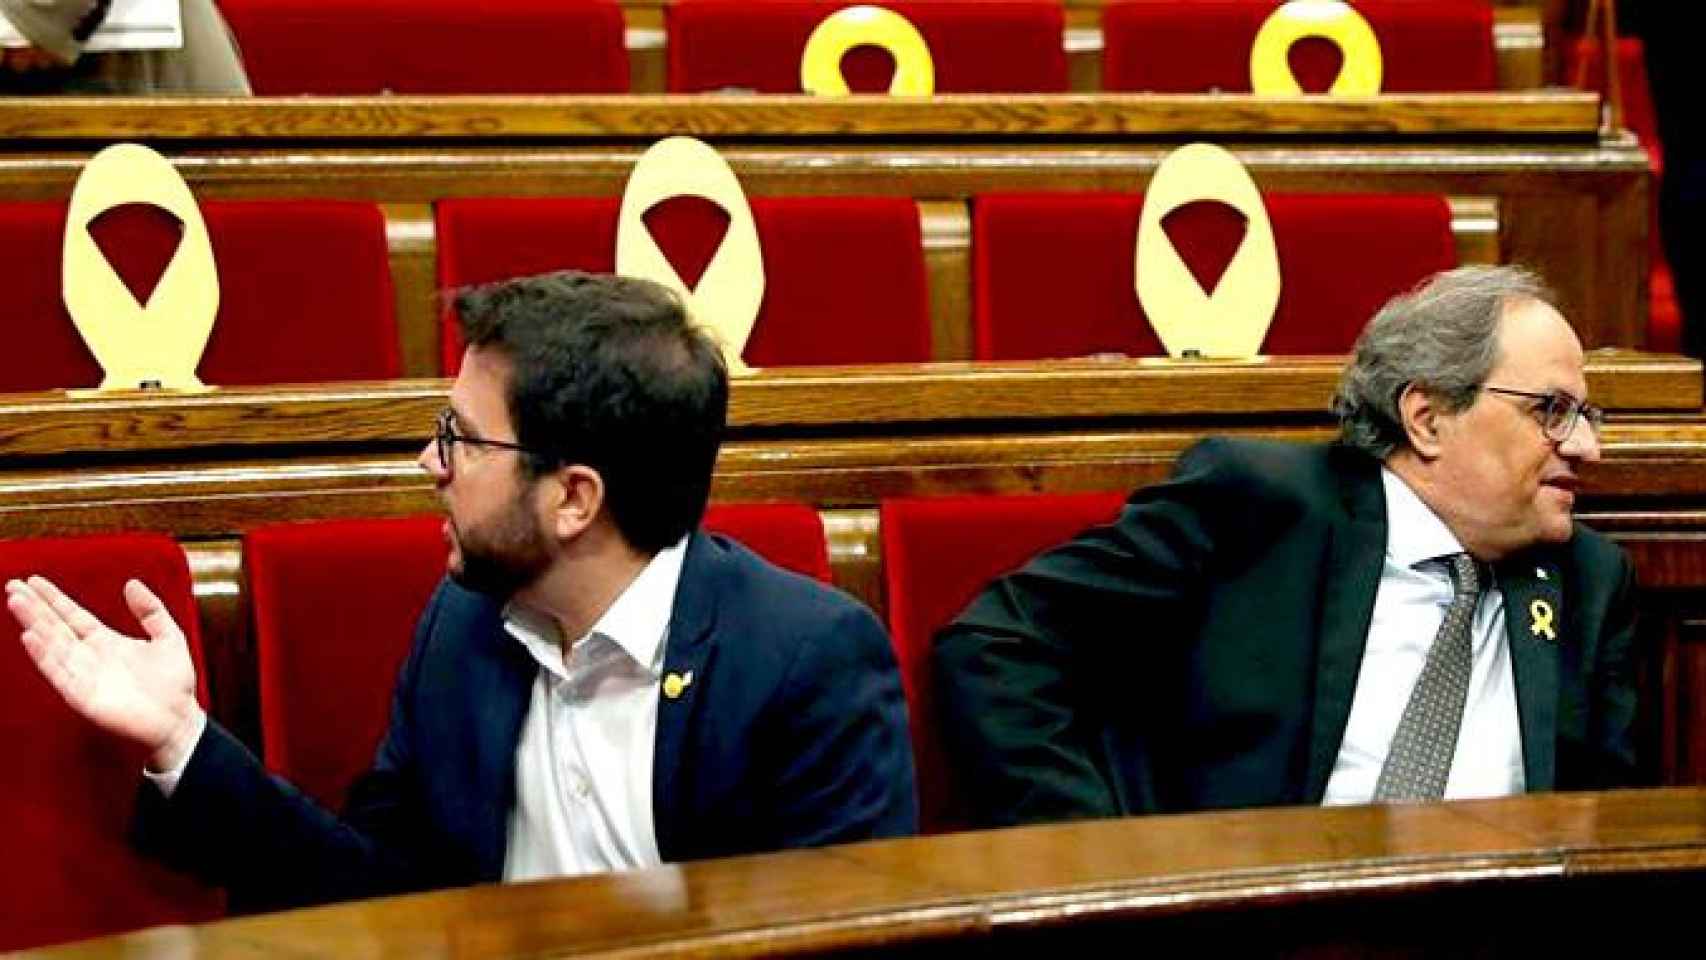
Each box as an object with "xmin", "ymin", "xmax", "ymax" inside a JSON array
[
  {"xmin": 1303, "ymin": 450, "xmax": 1387, "ymax": 802},
  {"xmin": 1498, "ymin": 554, "xmax": 1562, "ymax": 791},
  {"xmin": 471, "ymin": 605, "xmax": 535, "ymax": 879},
  {"xmin": 652, "ymin": 532, "xmax": 721, "ymax": 861}
]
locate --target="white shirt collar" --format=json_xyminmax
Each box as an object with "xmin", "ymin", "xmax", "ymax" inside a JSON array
[
  {"xmin": 1381, "ymin": 466, "xmax": 1469, "ymax": 571},
  {"xmin": 503, "ymin": 534, "xmax": 690, "ymax": 678}
]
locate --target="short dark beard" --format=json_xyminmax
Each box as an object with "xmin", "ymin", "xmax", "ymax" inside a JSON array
[{"xmin": 447, "ymin": 498, "xmax": 552, "ymax": 600}]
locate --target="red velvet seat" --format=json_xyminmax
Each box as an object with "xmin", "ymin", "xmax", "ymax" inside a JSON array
[
  {"xmin": 247, "ymin": 516, "xmax": 446, "ymax": 811},
  {"xmin": 247, "ymin": 505, "xmax": 828, "ymax": 811},
  {"xmin": 1102, "ymin": 0, "xmax": 1496, "ymax": 93},
  {"xmin": 435, "ymin": 196, "xmax": 931, "ymax": 373},
  {"xmin": 704, "ymin": 502, "xmax": 833, "ymax": 583},
  {"xmin": 972, "ymin": 192, "xmax": 1459, "ymax": 359},
  {"xmin": 667, "ymin": 0, "xmax": 1067, "ymax": 93},
  {"xmin": 880, "ymin": 492, "xmax": 1126, "ymax": 832},
  {"xmin": 219, "ymin": 0, "xmax": 629, "ymax": 94},
  {"xmin": 0, "ymin": 200, "xmax": 398, "ymax": 392},
  {"xmin": 0, "ymin": 534, "xmax": 222, "ymax": 950}
]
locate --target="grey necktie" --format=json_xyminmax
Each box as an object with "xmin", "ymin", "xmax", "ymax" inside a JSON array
[{"xmin": 1373, "ymin": 553, "xmax": 1483, "ymax": 802}]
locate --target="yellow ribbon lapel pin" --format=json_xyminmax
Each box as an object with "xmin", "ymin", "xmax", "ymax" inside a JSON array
[
  {"xmin": 663, "ymin": 671, "xmax": 695, "ymax": 700},
  {"xmin": 1529, "ymin": 599, "xmax": 1557, "ymax": 642}
]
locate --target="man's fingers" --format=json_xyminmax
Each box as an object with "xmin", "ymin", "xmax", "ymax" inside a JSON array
[
  {"xmin": 123, "ymin": 579, "xmax": 181, "ymax": 644},
  {"xmin": 28, "ymin": 575, "xmax": 113, "ymax": 643},
  {"xmin": 7, "ymin": 579, "xmax": 74, "ymax": 642}
]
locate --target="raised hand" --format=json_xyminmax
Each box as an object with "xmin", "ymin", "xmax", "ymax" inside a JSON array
[{"xmin": 6, "ymin": 576, "xmax": 204, "ymax": 772}]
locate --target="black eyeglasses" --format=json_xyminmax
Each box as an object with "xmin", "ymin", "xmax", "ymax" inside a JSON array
[
  {"xmin": 433, "ymin": 408, "xmax": 532, "ymax": 478},
  {"xmin": 1482, "ymin": 386, "xmax": 1605, "ymax": 443}
]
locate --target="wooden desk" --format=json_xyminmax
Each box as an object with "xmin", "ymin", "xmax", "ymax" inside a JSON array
[
  {"xmin": 22, "ymin": 788, "xmax": 1706, "ymax": 957},
  {"xmin": 0, "ymin": 92, "xmax": 1648, "ymax": 358}
]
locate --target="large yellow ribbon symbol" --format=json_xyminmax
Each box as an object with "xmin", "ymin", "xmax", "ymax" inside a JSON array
[
  {"xmin": 800, "ymin": 5, "xmax": 935, "ymax": 96},
  {"xmin": 62, "ymin": 143, "xmax": 220, "ymax": 393},
  {"xmin": 1135, "ymin": 143, "xmax": 1281, "ymax": 359},
  {"xmin": 1249, "ymin": 0, "xmax": 1384, "ymax": 96},
  {"xmin": 1529, "ymin": 599, "xmax": 1557, "ymax": 641},
  {"xmin": 616, "ymin": 137, "xmax": 766, "ymax": 375}
]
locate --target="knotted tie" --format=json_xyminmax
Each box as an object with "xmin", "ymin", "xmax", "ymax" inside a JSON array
[{"xmin": 1373, "ymin": 553, "xmax": 1483, "ymax": 802}]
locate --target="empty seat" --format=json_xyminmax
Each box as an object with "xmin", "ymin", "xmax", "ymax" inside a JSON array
[
  {"xmin": 0, "ymin": 200, "xmax": 398, "ymax": 392},
  {"xmin": 220, "ymin": 0, "xmax": 629, "ymax": 94},
  {"xmin": 246, "ymin": 504, "xmax": 830, "ymax": 811},
  {"xmin": 880, "ymin": 492, "xmax": 1126, "ymax": 831},
  {"xmin": 0, "ymin": 533, "xmax": 222, "ymax": 950},
  {"xmin": 972, "ymin": 192, "xmax": 1458, "ymax": 359},
  {"xmin": 1102, "ymin": 0, "xmax": 1497, "ymax": 93},
  {"xmin": 667, "ymin": 0, "xmax": 1067, "ymax": 93},
  {"xmin": 435, "ymin": 196, "xmax": 931, "ymax": 373},
  {"xmin": 246, "ymin": 516, "xmax": 446, "ymax": 811}
]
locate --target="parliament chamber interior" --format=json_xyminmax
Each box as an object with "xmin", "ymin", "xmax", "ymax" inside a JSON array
[{"xmin": 4, "ymin": 0, "xmax": 1706, "ymax": 955}]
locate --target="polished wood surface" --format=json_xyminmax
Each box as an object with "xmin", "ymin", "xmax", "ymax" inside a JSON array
[
  {"xmin": 0, "ymin": 93, "xmax": 1601, "ymax": 140},
  {"xmin": 0, "ymin": 352, "xmax": 1686, "ymax": 460},
  {"xmin": 22, "ymin": 788, "xmax": 1706, "ymax": 958}
]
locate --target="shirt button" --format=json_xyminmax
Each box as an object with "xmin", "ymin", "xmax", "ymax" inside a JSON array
[{"xmin": 572, "ymin": 774, "xmax": 591, "ymax": 800}]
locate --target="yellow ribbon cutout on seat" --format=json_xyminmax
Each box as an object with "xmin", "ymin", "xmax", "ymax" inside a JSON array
[
  {"xmin": 616, "ymin": 137, "xmax": 765, "ymax": 375},
  {"xmin": 800, "ymin": 5, "xmax": 935, "ymax": 96},
  {"xmin": 1250, "ymin": 0, "xmax": 1384, "ymax": 96},
  {"xmin": 1529, "ymin": 599, "xmax": 1557, "ymax": 641},
  {"xmin": 1135, "ymin": 143, "xmax": 1281, "ymax": 359},
  {"xmin": 62, "ymin": 143, "xmax": 220, "ymax": 393}
]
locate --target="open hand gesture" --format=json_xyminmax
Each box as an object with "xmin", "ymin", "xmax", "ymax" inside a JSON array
[{"xmin": 6, "ymin": 576, "xmax": 203, "ymax": 771}]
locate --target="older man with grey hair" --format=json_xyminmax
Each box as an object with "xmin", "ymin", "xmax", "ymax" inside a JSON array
[{"xmin": 935, "ymin": 264, "xmax": 1638, "ymax": 827}]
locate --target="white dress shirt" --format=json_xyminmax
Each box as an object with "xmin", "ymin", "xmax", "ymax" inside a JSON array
[
  {"xmin": 1321, "ymin": 469, "xmax": 1525, "ymax": 805},
  {"xmin": 502, "ymin": 536, "xmax": 687, "ymax": 881}
]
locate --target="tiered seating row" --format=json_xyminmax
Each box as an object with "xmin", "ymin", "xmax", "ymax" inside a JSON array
[
  {"xmin": 209, "ymin": 0, "xmax": 1545, "ymax": 95},
  {"xmin": 1, "ymin": 193, "xmax": 1497, "ymax": 389}
]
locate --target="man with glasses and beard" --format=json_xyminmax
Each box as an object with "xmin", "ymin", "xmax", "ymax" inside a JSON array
[
  {"xmin": 935, "ymin": 265, "xmax": 1640, "ymax": 827},
  {"xmin": 7, "ymin": 271, "xmax": 915, "ymax": 911}
]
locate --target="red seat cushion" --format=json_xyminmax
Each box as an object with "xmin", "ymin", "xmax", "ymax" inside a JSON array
[
  {"xmin": 435, "ymin": 196, "xmax": 930, "ymax": 372},
  {"xmin": 1103, "ymin": 0, "xmax": 1496, "ymax": 93},
  {"xmin": 220, "ymin": 0, "xmax": 629, "ymax": 94},
  {"xmin": 704, "ymin": 503, "xmax": 832, "ymax": 582},
  {"xmin": 0, "ymin": 200, "xmax": 398, "ymax": 392},
  {"xmin": 0, "ymin": 534, "xmax": 222, "ymax": 950},
  {"xmin": 880, "ymin": 492, "xmax": 1126, "ymax": 832},
  {"xmin": 247, "ymin": 516, "xmax": 446, "ymax": 811},
  {"xmin": 972, "ymin": 192, "xmax": 1458, "ymax": 359},
  {"xmin": 667, "ymin": 0, "xmax": 1067, "ymax": 93}
]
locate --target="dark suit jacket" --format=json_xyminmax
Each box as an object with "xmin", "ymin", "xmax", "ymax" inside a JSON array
[
  {"xmin": 935, "ymin": 437, "xmax": 1640, "ymax": 828},
  {"xmin": 138, "ymin": 532, "xmax": 917, "ymax": 911}
]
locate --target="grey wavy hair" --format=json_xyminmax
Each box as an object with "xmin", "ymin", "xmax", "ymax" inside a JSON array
[{"xmin": 1332, "ymin": 265, "xmax": 1556, "ymax": 459}]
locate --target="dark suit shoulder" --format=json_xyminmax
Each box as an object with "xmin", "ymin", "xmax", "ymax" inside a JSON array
[{"xmin": 698, "ymin": 533, "xmax": 885, "ymax": 650}]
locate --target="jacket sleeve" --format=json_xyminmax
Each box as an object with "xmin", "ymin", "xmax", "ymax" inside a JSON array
[
  {"xmin": 932, "ymin": 439, "xmax": 1250, "ymax": 827},
  {"xmin": 764, "ymin": 599, "xmax": 919, "ymax": 844},
  {"xmin": 0, "ymin": 0, "xmax": 104, "ymax": 63},
  {"xmin": 132, "ymin": 588, "xmax": 455, "ymax": 913}
]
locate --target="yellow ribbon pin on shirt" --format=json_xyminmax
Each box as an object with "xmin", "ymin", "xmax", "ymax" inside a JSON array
[
  {"xmin": 1529, "ymin": 599, "xmax": 1557, "ymax": 641},
  {"xmin": 663, "ymin": 671, "xmax": 694, "ymax": 700}
]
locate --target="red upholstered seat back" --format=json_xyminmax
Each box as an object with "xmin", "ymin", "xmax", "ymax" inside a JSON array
[
  {"xmin": 247, "ymin": 516, "xmax": 446, "ymax": 811},
  {"xmin": 0, "ymin": 200, "xmax": 398, "ymax": 392},
  {"xmin": 0, "ymin": 534, "xmax": 222, "ymax": 950},
  {"xmin": 1103, "ymin": 0, "xmax": 1496, "ymax": 93},
  {"xmin": 972, "ymin": 192, "xmax": 1458, "ymax": 360},
  {"xmin": 220, "ymin": 0, "xmax": 629, "ymax": 94},
  {"xmin": 247, "ymin": 505, "xmax": 827, "ymax": 811},
  {"xmin": 435, "ymin": 196, "xmax": 930, "ymax": 373},
  {"xmin": 704, "ymin": 503, "xmax": 832, "ymax": 583},
  {"xmin": 667, "ymin": 0, "xmax": 1067, "ymax": 93},
  {"xmin": 880, "ymin": 492, "xmax": 1126, "ymax": 832}
]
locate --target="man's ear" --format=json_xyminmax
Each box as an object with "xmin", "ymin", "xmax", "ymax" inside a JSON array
[
  {"xmin": 543, "ymin": 465, "xmax": 605, "ymax": 541},
  {"xmin": 1398, "ymin": 383, "xmax": 1447, "ymax": 459}
]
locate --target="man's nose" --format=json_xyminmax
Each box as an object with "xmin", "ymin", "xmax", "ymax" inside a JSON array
[{"xmin": 1559, "ymin": 413, "xmax": 1602, "ymax": 463}]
